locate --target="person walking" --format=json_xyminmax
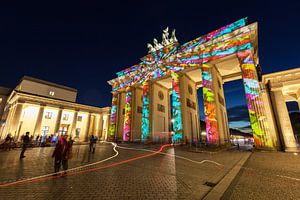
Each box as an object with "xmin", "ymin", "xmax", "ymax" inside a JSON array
[
  {"xmin": 35, "ymin": 135, "xmax": 40, "ymax": 146},
  {"xmin": 52, "ymin": 134, "xmax": 70, "ymax": 174},
  {"xmin": 4, "ymin": 133, "xmax": 12, "ymax": 151},
  {"xmin": 89, "ymin": 135, "xmax": 97, "ymax": 153},
  {"xmin": 20, "ymin": 132, "xmax": 30, "ymax": 159}
]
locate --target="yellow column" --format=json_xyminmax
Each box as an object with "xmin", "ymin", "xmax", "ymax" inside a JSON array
[
  {"xmin": 98, "ymin": 114, "xmax": 103, "ymax": 139},
  {"xmin": 9, "ymin": 102, "xmax": 24, "ymax": 139},
  {"xmin": 70, "ymin": 110, "xmax": 78, "ymax": 137},
  {"xmin": 2, "ymin": 105, "xmax": 14, "ymax": 138},
  {"xmin": 54, "ymin": 108, "xmax": 63, "ymax": 134},
  {"xmin": 85, "ymin": 113, "xmax": 92, "ymax": 141},
  {"xmin": 33, "ymin": 105, "xmax": 45, "ymax": 137},
  {"xmin": 271, "ymin": 89, "xmax": 298, "ymax": 152}
]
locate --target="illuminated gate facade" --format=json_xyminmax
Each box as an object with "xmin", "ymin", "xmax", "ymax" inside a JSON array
[{"xmin": 108, "ymin": 18, "xmax": 274, "ymax": 148}]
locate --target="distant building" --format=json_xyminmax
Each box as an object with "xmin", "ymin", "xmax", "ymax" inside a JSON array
[{"xmin": 0, "ymin": 76, "xmax": 110, "ymax": 142}]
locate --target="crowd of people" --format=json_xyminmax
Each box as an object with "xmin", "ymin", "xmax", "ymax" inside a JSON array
[{"xmin": 1, "ymin": 132, "xmax": 99, "ymax": 174}]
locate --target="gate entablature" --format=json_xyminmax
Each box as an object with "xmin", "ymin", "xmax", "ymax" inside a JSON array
[{"xmin": 108, "ymin": 18, "xmax": 258, "ymax": 92}]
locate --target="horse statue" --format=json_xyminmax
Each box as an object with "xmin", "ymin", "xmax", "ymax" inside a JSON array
[
  {"xmin": 162, "ymin": 27, "xmax": 170, "ymax": 46},
  {"xmin": 153, "ymin": 38, "xmax": 163, "ymax": 50},
  {"xmin": 147, "ymin": 43, "xmax": 156, "ymax": 53},
  {"xmin": 169, "ymin": 29, "xmax": 178, "ymax": 43}
]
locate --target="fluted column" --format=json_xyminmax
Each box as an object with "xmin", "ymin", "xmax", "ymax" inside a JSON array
[
  {"xmin": 201, "ymin": 64, "xmax": 219, "ymax": 144},
  {"xmin": 9, "ymin": 102, "xmax": 24, "ymax": 139},
  {"xmin": 85, "ymin": 113, "xmax": 92, "ymax": 141},
  {"xmin": 171, "ymin": 73, "xmax": 183, "ymax": 143},
  {"xmin": 271, "ymin": 89, "xmax": 298, "ymax": 152},
  {"xmin": 109, "ymin": 92, "xmax": 118, "ymax": 141},
  {"xmin": 70, "ymin": 110, "xmax": 78, "ymax": 137},
  {"xmin": 33, "ymin": 105, "xmax": 45, "ymax": 137},
  {"xmin": 98, "ymin": 115, "xmax": 103, "ymax": 139},
  {"xmin": 123, "ymin": 87, "xmax": 132, "ymax": 142},
  {"xmin": 54, "ymin": 108, "xmax": 63, "ymax": 134}
]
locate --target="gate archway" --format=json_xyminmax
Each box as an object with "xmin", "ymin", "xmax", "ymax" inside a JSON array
[{"xmin": 108, "ymin": 18, "xmax": 273, "ymax": 148}]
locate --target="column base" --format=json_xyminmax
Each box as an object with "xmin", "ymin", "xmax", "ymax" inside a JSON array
[{"xmin": 284, "ymin": 147, "xmax": 300, "ymax": 153}]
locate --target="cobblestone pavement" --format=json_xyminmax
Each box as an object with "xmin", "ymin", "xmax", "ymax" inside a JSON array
[
  {"xmin": 0, "ymin": 143, "xmax": 248, "ymax": 199},
  {"xmin": 222, "ymin": 151, "xmax": 300, "ymax": 200}
]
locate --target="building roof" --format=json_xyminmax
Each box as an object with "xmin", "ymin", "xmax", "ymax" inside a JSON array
[
  {"xmin": 20, "ymin": 76, "xmax": 78, "ymax": 92},
  {"xmin": 0, "ymin": 86, "xmax": 13, "ymax": 96}
]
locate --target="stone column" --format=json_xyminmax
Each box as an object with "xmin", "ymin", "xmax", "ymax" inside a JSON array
[
  {"xmin": 141, "ymin": 81, "xmax": 150, "ymax": 142},
  {"xmin": 123, "ymin": 87, "xmax": 132, "ymax": 142},
  {"xmin": 201, "ymin": 64, "xmax": 219, "ymax": 144},
  {"xmin": 90, "ymin": 115, "xmax": 95, "ymax": 134},
  {"xmin": 33, "ymin": 105, "xmax": 45, "ymax": 137},
  {"xmin": 237, "ymin": 44, "xmax": 273, "ymax": 149},
  {"xmin": 98, "ymin": 115, "xmax": 103, "ymax": 139},
  {"xmin": 9, "ymin": 102, "xmax": 24, "ymax": 139},
  {"xmin": 54, "ymin": 108, "xmax": 63, "ymax": 134},
  {"xmin": 70, "ymin": 110, "xmax": 78, "ymax": 137},
  {"xmin": 85, "ymin": 113, "xmax": 92, "ymax": 141},
  {"xmin": 271, "ymin": 89, "xmax": 298, "ymax": 152},
  {"xmin": 2, "ymin": 105, "xmax": 14, "ymax": 138},
  {"xmin": 102, "ymin": 115, "xmax": 109, "ymax": 140},
  {"xmin": 108, "ymin": 92, "xmax": 118, "ymax": 141},
  {"xmin": 171, "ymin": 73, "xmax": 184, "ymax": 143}
]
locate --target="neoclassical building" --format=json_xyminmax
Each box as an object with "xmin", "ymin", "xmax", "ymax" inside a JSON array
[
  {"xmin": 0, "ymin": 76, "xmax": 110, "ymax": 142},
  {"xmin": 261, "ymin": 68, "xmax": 300, "ymax": 151},
  {"xmin": 107, "ymin": 18, "xmax": 299, "ymax": 152}
]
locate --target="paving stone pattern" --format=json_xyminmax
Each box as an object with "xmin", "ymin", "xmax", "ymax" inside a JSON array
[
  {"xmin": 0, "ymin": 143, "xmax": 247, "ymax": 199},
  {"xmin": 222, "ymin": 151, "xmax": 300, "ymax": 200}
]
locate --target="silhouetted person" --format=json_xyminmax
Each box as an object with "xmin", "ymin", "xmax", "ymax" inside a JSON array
[
  {"xmin": 89, "ymin": 135, "xmax": 97, "ymax": 153},
  {"xmin": 52, "ymin": 134, "xmax": 70, "ymax": 174},
  {"xmin": 20, "ymin": 132, "xmax": 30, "ymax": 159}
]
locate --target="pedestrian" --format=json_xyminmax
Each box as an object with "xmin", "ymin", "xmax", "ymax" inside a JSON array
[
  {"xmin": 4, "ymin": 133, "xmax": 12, "ymax": 151},
  {"xmin": 89, "ymin": 135, "xmax": 97, "ymax": 153},
  {"xmin": 52, "ymin": 134, "xmax": 70, "ymax": 174},
  {"xmin": 35, "ymin": 135, "xmax": 40, "ymax": 146},
  {"xmin": 20, "ymin": 132, "xmax": 30, "ymax": 159}
]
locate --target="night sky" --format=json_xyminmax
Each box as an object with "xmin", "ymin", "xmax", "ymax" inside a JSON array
[{"xmin": 1, "ymin": 1, "xmax": 300, "ymax": 131}]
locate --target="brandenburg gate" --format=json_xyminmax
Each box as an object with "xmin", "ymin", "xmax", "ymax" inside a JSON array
[{"xmin": 107, "ymin": 18, "xmax": 299, "ymax": 152}]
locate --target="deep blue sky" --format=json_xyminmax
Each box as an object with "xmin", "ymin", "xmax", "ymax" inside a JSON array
[{"xmin": 1, "ymin": 1, "xmax": 299, "ymax": 130}]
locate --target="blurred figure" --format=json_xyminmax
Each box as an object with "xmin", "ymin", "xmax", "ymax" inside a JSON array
[
  {"xmin": 89, "ymin": 135, "xmax": 97, "ymax": 153},
  {"xmin": 4, "ymin": 133, "xmax": 12, "ymax": 151},
  {"xmin": 52, "ymin": 134, "xmax": 71, "ymax": 174},
  {"xmin": 20, "ymin": 132, "xmax": 30, "ymax": 159},
  {"xmin": 35, "ymin": 135, "xmax": 40, "ymax": 146}
]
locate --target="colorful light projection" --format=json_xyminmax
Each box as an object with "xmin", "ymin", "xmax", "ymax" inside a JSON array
[
  {"xmin": 171, "ymin": 73, "xmax": 183, "ymax": 143},
  {"xmin": 109, "ymin": 18, "xmax": 271, "ymax": 147},
  {"xmin": 202, "ymin": 64, "xmax": 219, "ymax": 144},
  {"xmin": 111, "ymin": 18, "xmax": 250, "ymax": 93},
  {"xmin": 123, "ymin": 87, "xmax": 132, "ymax": 141},
  {"xmin": 237, "ymin": 39, "xmax": 273, "ymax": 147},
  {"xmin": 141, "ymin": 81, "xmax": 150, "ymax": 142},
  {"xmin": 108, "ymin": 92, "xmax": 118, "ymax": 140}
]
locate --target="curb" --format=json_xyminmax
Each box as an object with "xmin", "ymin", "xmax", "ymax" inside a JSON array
[{"xmin": 202, "ymin": 152, "xmax": 252, "ymax": 200}]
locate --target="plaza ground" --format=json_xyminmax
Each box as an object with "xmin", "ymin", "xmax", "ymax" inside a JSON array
[{"xmin": 0, "ymin": 143, "xmax": 299, "ymax": 199}]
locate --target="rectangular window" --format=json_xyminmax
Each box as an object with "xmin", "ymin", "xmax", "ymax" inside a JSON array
[
  {"xmin": 63, "ymin": 114, "xmax": 69, "ymax": 121},
  {"xmin": 77, "ymin": 116, "xmax": 83, "ymax": 122},
  {"xmin": 157, "ymin": 104, "xmax": 165, "ymax": 113},
  {"xmin": 75, "ymin": 128, "xmax": 81, "ymax": 138},
  {"xmin": 41, "ymin": 126, "xmax": 50, "ymax": 136},
  {"xmin": 186, "ymin": 98, "xmax": 196, "ymax": 110},
  {"xmin": 59, "ymin": 127, "xmax": 68, "ymax": 135},
  {"xmin": 137, "ymin": 106, "xmax": 143, "ymax": 114},
  {"xmin": 45, "ymin": 112, "xmax": 52, "ymax": 119}
]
